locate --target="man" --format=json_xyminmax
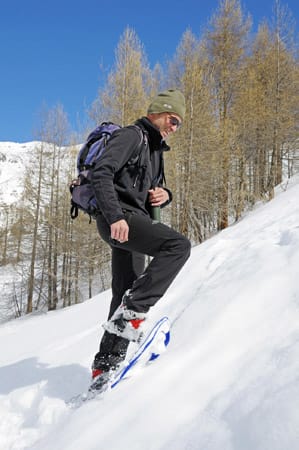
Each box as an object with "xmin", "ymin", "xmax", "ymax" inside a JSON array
[{"xmin": 90, "ymin": 89, "xmax": 191, "ymax": 390}]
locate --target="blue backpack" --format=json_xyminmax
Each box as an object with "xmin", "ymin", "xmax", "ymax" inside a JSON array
[{"xmin": 70, "ymin": 122, "xmax": 146, "ymax": 220}]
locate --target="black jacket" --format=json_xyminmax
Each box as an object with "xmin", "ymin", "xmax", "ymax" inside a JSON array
[{"xmin": 91, "ymin": 117, "xmax": 172, "ymax": 225}]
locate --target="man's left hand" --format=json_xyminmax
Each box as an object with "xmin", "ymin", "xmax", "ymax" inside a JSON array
[{"xmin": 148, "ymin": 188, "xmax": 169, "ymax": 206}]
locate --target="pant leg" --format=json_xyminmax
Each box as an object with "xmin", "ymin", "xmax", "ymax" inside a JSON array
[
  {"xmin": 96, "ymin": 211, "xmax": 191, "ymax": 313},
  {"xmin": 109, "ymin": 247, "xmax": 145, "ymax": 318},
  {"xmin": 122, "ymin": 213, "xmax": 191, "ymax": 312},
  {"xmin": 93, "ymin": 245, "xmax": 145, "ymax": 371}
]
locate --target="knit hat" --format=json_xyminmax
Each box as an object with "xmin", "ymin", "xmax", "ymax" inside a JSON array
[{"xmin": 147, "ymin": 89, "xmax": 186, "ymax": 120}]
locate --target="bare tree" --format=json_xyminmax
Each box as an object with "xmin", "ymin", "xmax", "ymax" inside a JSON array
[{"xmin": 26, "ymin": 143, "xmax": 44, "ymax": 313}]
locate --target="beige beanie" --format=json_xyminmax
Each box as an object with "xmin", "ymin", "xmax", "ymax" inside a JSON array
[{"xmin": 147, "ymin": 89, "xmax": 186, "ymax": 120}]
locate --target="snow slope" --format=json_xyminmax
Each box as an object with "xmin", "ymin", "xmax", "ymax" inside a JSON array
[{"xmin": 0, "ymin": 176, "xmax": 299, "ymax": 450}]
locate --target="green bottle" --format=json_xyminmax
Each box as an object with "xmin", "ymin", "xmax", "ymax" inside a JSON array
[{"xmin": 151, "ymin": 206, "xmax": 161, "ymax": 221}]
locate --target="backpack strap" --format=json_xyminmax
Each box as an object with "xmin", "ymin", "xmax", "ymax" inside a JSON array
[
  {"xmin": 127, "ymin": 124, "xmax": 148, "ymax": 151},
  {"xmin": 151, "ymin": 152, "xmax": 166, "ymax": 189},
  {"xmin": 125, "ymin": 124, "xmax": 149, "ymax": 188},
  {"xmin": 70, "ymin": 201, "xmax": 79, "ymax": 220}
]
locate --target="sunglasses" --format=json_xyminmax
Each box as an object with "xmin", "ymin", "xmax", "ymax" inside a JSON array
[{"xmin": 169, "ymin": 115, "xmax": 181, "ymax": 129}]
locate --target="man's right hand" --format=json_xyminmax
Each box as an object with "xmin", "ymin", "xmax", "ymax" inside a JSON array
[{"xmin": 110, "ymin": 219, "xmax": 129, "ymax": 243}]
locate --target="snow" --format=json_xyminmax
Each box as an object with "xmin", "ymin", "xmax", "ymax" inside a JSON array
[{"xmin": 0, "ymin": 173, "xmax": 299, "ymax": 450}]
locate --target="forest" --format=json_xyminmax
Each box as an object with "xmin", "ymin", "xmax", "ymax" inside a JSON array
[{"xmin": 0, "ymin": 0, "xmax": 298, "ymax": 319}]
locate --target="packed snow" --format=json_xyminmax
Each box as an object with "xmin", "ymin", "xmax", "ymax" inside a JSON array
[{"xmin": 0, "ymin": 174, "xmax": 298, "ymax": 450}]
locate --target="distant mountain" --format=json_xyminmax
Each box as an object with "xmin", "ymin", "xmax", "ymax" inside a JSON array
[{"xmin": 0, "ymin": 142, "xmax": 40, "ymax": 207}]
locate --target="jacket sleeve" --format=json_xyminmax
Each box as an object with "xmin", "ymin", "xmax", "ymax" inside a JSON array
[
  {"xmin": 91, "ymin": 127, "xmax": 141, "ymax": 225},
  {"xmin": 160, "ymin": 187, "xmax": 172, "ymax": 208}
]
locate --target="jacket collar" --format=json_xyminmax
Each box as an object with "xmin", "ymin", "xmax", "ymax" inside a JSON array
[{"xmin": 135, "ymin": 117, "xmax": 171, "ymax": 152}]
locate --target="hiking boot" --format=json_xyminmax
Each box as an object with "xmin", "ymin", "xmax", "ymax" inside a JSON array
[
  {"xmin": 89, "ymin": 367, "xmax": 111, "ymax": 393},
  {"xmin": 102, "ymin": 303, "xmax": 147, "ymax": 343}
]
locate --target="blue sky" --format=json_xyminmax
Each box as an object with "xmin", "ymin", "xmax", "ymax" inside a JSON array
[{"xmin": 1, "ymin": 0, "xmax": 298, "ymax": 142}]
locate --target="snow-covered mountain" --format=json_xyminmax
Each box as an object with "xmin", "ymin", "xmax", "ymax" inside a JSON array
[
  {"xmin": 0, "ymin": 141, "xmax": 78, "ymax": 210},
  {"xmin": 0, "ymin": 170, "xmax": 298, "ymax": 450},
  {"xmin": 0, "ymin": 142, "xmax": 40, "ymax": 206}
]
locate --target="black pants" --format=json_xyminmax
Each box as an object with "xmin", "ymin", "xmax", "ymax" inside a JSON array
[{"xmin": 93, "ymin": 211, "xmax": 191, "ymax": 371}]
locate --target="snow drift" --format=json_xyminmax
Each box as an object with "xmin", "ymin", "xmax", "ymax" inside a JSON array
[{"xmin": 0, "ymin": 176, "xmax": 298, "ymax": 450}]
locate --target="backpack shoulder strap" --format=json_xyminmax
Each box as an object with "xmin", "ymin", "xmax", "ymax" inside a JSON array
[
  {"xmin": 123, "ymin": 124, "xmax": 149, "ymax": 188},
  {"xmin": 127, "ymin": 123, "xmax": 148, "ymax": 149},
  {"xmin": 125, "ymin": 124, "xmax": 149, "ymax": 165}
]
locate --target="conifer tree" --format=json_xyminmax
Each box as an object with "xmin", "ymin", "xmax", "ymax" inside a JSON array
[
  {"xmin": 91, "ymin": 27, "xmax": 155, "ymax": 125},
  {"xmin": 167, "ymin": 29, "xmax": 219, "ymax": 241},
  {"xmin": 203, "ymin": 0, "xmax": 251, "ymax": 229}
]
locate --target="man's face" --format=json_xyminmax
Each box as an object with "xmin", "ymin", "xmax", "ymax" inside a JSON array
[{"xmin": 148, "ymin": 112, "xmax": 182, "ymax": 140}]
